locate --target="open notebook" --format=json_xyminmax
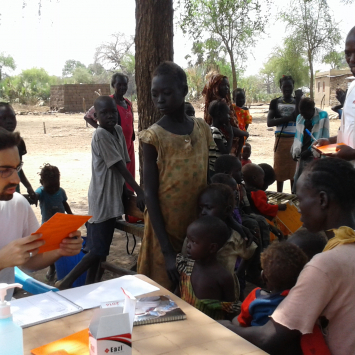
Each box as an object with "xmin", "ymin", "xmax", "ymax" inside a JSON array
[{"xmin": 11, "ymin": 275, "xmax": 159, "ymax": 328}]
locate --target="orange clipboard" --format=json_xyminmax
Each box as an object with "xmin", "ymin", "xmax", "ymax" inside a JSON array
[
  {"xmin": 31, "ymin": 328, "xmax": 89, "ymax": 355},
  {"xmin": 32, "ymin": 213, "xmax": 91, "ymax": 254},
  {"xmin": 313, "ymin": 143, "xmax": 347, "ymax": 155}
]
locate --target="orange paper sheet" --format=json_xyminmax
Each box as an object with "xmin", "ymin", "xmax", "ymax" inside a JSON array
[
  {"xmin": 33, "ymin": 213, "xmax": 91, "ymax": 254},
  {"xmin": 31, "ymin": 328, "xmax": 89, "ymax": 355},
  {"xmin": 314, "ymin": 143, "xmax": 347, "ymax": 155}
]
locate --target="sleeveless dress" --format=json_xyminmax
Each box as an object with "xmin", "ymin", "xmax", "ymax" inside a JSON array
[
  {"xmin": 137, "ymin": 117, "xmax": 214, "ymax": 290},
  {"xmin": 109, "ymin": 95, "xmax": 135, "ymax": 188}
]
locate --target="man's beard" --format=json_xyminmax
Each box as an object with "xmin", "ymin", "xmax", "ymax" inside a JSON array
[{"xmin": 0, "ymin": 184, "xmax": 18, "ymax": 201}]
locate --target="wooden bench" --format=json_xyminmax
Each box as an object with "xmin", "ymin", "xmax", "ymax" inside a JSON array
[{"xmin": 101, "ymin": 194, "xmax": 144, "ymax": 276}]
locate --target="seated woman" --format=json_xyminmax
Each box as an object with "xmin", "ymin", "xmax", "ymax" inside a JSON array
[{"xmin": 220, "ymin": 158, "xmax": 355, "ymax": 355}]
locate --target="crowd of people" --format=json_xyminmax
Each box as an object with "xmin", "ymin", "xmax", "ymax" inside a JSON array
[{"xmin": 0, "ymin": 25, "xmax": 354, "ymax": 355}]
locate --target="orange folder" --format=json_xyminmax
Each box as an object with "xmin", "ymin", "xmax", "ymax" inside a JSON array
[
  {"xmin": 275, "ymin": 203, "xmax": 302, "ymax": 234},
  {"xmin": 31, "ymin": 328, "xmax": 89, "ymax": 355},
  {"xmin": 313, "ymin": 143, "xmax": 347, "ymax": 155},
  {"xmin": 32, "ymin": 213, "xmax": 91, "ymax": 254}
]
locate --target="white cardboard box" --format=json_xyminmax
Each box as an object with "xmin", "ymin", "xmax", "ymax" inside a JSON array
[{"xmin": 89, "ymin": 289, "xmax": 136, "ymax": 355}]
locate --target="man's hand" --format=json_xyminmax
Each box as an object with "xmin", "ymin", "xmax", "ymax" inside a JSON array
[
  {"xmin": 0, "ymin": 234, "xmax": 44, "ymax": 270},
  {"xmin": 136, "ymin": 190, "xmax": 145, "ymax": 212},
  {"xmin": 314, "ymin": 138, "xmax": 330, "ymax": 147},
  {"xmin": 57, "ymin": 231, "xmax": 83, "ymax": 257},
  {"xmin": 332, "ymin": 145, "xmax": 355, "ymax": 161},
  {"xmin": 164, "ymin": 251, "xmax": 180, "ymax": 285}
]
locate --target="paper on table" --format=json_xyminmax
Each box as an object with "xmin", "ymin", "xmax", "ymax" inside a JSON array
[
  {"xmin": 57, "ymin": 275, "xmax": 159, "ymax": 310},
  {"xmin": 11, "ymin": 291, "xmax": 82, "ymax": 328},
  {"xmin": 32, "ymin": 213, "xmax": 91, "ymax": 253},
  {"xmin": 31, "ymin": 328, "xmax": 89, "ymax": 355}
]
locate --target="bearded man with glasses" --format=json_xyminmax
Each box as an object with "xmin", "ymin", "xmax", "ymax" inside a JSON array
[{"xmin": 0, "ymin": 128, "xmax": 83, "ymax": 300}]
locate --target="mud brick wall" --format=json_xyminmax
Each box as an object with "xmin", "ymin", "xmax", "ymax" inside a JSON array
[
  {"xmin": 329, "ymin": 74, "xmax": 352, "ymax": 106},
  {"xmin": 50, "ymin": 84, "xmax": 111, "ymax": 112}
]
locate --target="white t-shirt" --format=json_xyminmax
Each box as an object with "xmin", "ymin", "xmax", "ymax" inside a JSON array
[
  {"xmin": 272, "ymin": 244, "xmax": 355, "ymax": 355},
  {"xmin": 0, "ymin": 193, "xmax": 39, "ymax": 300},
  {"xmin": 338, "ymin": 80, "xmax": 355, "ymax": 148}
]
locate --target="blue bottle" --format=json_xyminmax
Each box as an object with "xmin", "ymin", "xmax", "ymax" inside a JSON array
[{"xmin": 0, "ymin": 283, "xmax": 24, "ymax": 355}]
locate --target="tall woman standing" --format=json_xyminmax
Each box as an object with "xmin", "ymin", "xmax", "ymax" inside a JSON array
[
  {"xmin": 110, "ymin": 73, "xmax": 135, "ymax": 188},
  {"xmin": 267, "ymin": 76, "xmax": 301, "ymax": 192}
]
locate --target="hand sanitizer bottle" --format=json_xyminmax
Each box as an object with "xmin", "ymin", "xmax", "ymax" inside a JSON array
[{"xmin": 0, "ymin": 283, "xmax": 24, "ymax": 355}]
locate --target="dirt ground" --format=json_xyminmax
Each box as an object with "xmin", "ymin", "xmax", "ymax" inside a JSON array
[{"xmin": 14, "ymin": 104, "xmax": 340, "ymax": 290}]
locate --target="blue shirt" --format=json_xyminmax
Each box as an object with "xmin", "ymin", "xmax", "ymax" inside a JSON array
[{"xmin": 36, "ymin": 186, "xmax": 67, "ymax": 223}]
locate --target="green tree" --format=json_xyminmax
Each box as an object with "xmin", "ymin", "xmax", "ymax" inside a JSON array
[
  {"xmin": 72, "ymin": 67, "xmax": 94, "ymax": 84},
  {"xmin": 179, "ymin": 0, "xmax": 270, "ymax": 90},
  {"xmin": 280, "ymin": 0, "xmax": 341, "ymax": 98},
  {"xmin": 270, "ymin": 38, "xmax": 310, "ymax": 89},
  {"xmin": 0, "ymin": 53, "xmax": 16, "ymax": 81},
  {"xmin": 322, "ymin": 50, "xmax": 347, "ymax": 69},
  {"xmin": 62, "ymin": 60, "xmax": 86, "ymax": 77}
]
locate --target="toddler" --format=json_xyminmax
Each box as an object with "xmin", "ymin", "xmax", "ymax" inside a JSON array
[
  {"xmin": 243, "ymin": 163, "xmax": 287, "ymax": 219},
  {"xmin": 177, "ymin": 216, "xmax": 239, "ymax": 320},
  {"xmin": 36, "ymin": 164, "xmax": 72, "ymax": 223},
  {"xmin": 241, "ymin": 143, "xmax": 252, "ymax": 167},
  {"xmin": 287, "ymin": 229, "xmax": 327, "ymax": 261},
  {"xmin": 184, "ymin": 102, "xmax": 195, "ymax": 117},
  {"xmin": 232, "ymin": 88, "xmax": 252, "ymax": 142},
  {"xmin": 208, "ymin": 100, "xmax": 234, "ymax": 173},
  {"xmin": 36, "ymin": 164, "xmax": 72, "ymax": 281},
  {"xmin": 237, "ymin": 242, "xmax": 308, "ymax": 327}
]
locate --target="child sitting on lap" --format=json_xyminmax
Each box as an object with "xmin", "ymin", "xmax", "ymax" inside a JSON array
[
  {"xmin": 287, "ymin": 229, "xmax": 327, "ymax": 261},
  {"xmin": 236, "ymin": 242, "xmax": 308, "ymax": 327},
  {"xmin": 36, "ymin": 164, "xmax": 73, "ymax": 281},
  {"xmin": 243, "ymin": 163, "xmax": 287, "ymax": 219},
  {"xmin": 177, "ymin": 216, "xmax": 239, "ymax": 320}
]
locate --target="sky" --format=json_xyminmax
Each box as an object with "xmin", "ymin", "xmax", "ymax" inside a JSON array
[{"xmin": 0, "ymin": 0, "xmax": 354, "ymax": 78}]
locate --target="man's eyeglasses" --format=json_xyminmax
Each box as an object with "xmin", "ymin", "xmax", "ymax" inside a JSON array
[{"xmin": 0, "ymin": 162, "xmax": 24, "ymax": 178}]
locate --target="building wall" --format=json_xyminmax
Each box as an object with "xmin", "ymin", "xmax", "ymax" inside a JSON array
[
  {"xmin": 314, "ymin": 76, "xmax": 330, "ymax": 107},
  {"xmin": 50, "ymin": 84, "xmax": 111, "ymax": 112},
  {"xmin": 329, "ymin": 74, "xmax": 353, "ymax": 107}
]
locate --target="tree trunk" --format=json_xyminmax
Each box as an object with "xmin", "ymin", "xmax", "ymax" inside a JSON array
[
  {"xmin": 135, "ymin": 0, "xmax": 174, "ymax": 185},
  {"xmin": 226, "ymin": 48, "xmax": 238, "ymax": 91},
  {"xmin": 308, "ymin": 51, "xmax": 314, "ymax": 99}
]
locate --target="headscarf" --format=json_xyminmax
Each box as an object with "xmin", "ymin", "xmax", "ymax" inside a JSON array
[
  {"xmin": 202, "ymin": 73, "xmax": 238, "ymax": 127},
  {"xmin": 323, "ymin": 226, "xmax": 355, "ymax": 251}
]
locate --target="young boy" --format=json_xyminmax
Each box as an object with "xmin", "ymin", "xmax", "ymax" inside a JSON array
[
  {"xmin": 232, "ymin": 88, "xmax": 252, "ymax": 137},
  {"xmin": 241, "ymin": 143, "xmax": 252, "ymax": 167},
  {"xmin": 291, "ymin": 97, "xmax": 329, "ymax": 192},
  {"xmin": 236, "ymin": 242, "xmax": 308, "ymax": 327},
  {"xmin": 0, "ymin": 102, "xmax": 37, "ymax": 202},
  {"xmin": 243, "ymin": 163, "xmax": 287, "ymax": 219},
  {"xmin": 36, "ymin": 163, "xmax": 72, "ymax": 281},
  {"xmin": 56, "ymin": 96, "xmax": 144, "ymax": 289},
  {"xmin": 208, "ymin": 100, "xmax": 234, "ymax": 173},
  {"xmin": 177, "ymin": 216, "xmax": 239, "ymax": 320}
]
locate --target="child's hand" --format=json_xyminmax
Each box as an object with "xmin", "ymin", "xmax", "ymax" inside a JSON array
[
  {"xmin": 278, "ymin": 204, "xmax": 287, "ymax": 211},
  {"xmin": 136, "ymin": 191, "xmax": 145, "ymax": 212},
  {"xmin": 164, "ymin": 252, "xmax": 180, "ymax": 285}
]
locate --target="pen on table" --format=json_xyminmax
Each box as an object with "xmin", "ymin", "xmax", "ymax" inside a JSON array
[{"xmin": 305, "ymin": 129, "xmax": 318, "ymax": 145}]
